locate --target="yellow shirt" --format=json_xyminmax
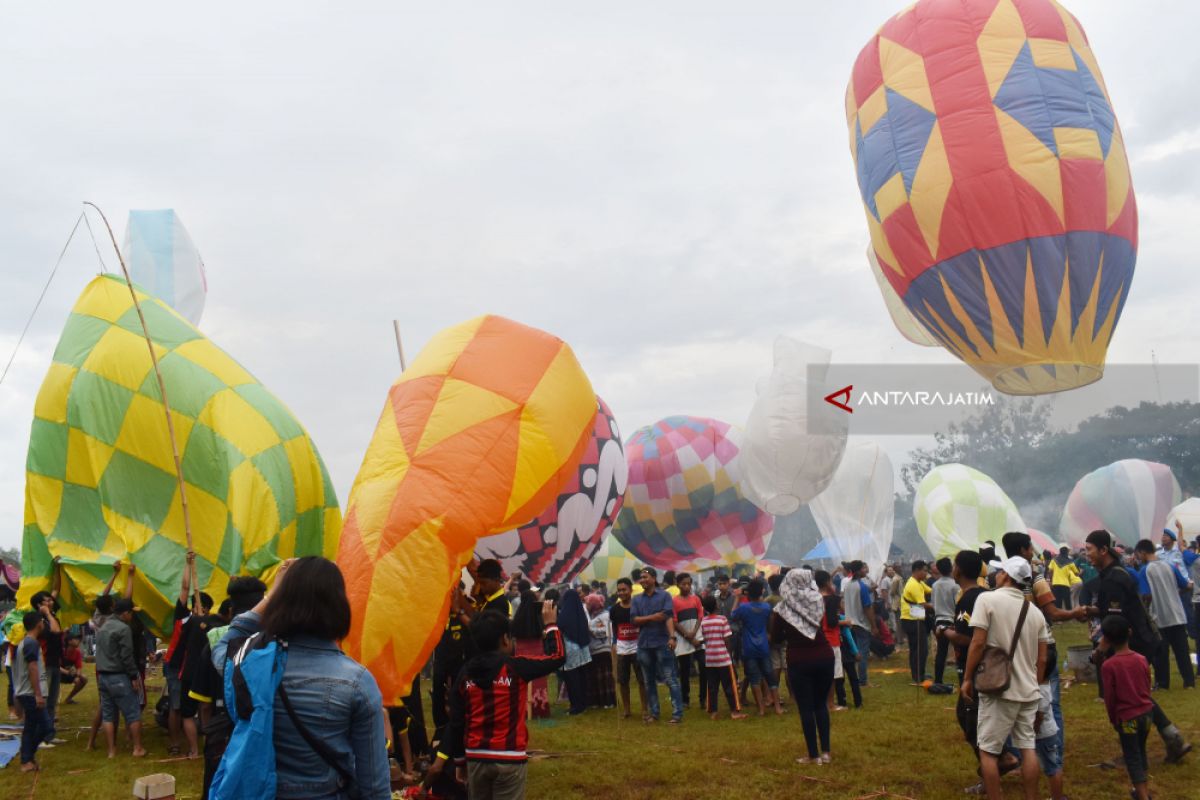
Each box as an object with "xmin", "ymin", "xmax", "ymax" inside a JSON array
[
  {"xmin": 900, "ymin": 576, "xmax": 932, "ymax": 621},
  {"xmin": 631, "ymin": 584, "xmax": 644, "ymax": 596},
  {"xmin": 666, "ymin": 585, "xmax": 680, "ymax": 597},
  {"xmin": 1049, "ymin": 561, "xmax": 1079, "ymax": 588}
]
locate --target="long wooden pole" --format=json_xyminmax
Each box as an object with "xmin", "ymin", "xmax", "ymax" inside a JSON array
[
  {"xmin": 392, "ymin": 319, "xmax": 407, "ymax": 371},
  {"xmin": 83, "ymin": 202, "xmax": 199, "ymax": 610}
]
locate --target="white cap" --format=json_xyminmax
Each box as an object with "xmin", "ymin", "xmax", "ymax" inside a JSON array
[{"xmin": 988, "ymin": 556, "xmax": 1032, "ymax": 586}]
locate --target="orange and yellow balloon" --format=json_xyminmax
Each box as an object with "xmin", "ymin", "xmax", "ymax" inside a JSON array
[{"xmin": 337, "ymin": 315, "xmax": 595, "ymax": 703}]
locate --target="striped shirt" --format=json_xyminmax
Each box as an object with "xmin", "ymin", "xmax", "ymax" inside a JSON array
[{"xmin": 701, "ymin": 615, "xmax": 734, "ymax": 667}]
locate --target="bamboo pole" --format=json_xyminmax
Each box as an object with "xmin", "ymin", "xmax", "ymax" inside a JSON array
[
  {"xmin": 83, "ymin": 202, "xmax": 200, "ymax": 611},
  {"xmin": 392, "ymin": 319, "xmax": 407, "ymax": 371}
]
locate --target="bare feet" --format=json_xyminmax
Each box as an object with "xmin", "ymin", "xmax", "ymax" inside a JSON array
[
  {"xmin": 731, "ymin": 712, "xmax": 748, "ymax": 720},
  {"xmin": 132, "ymin": 748, "xmax": 147, "ymax": 758},
  {"xmin": 108, "ymin": 751, "xmax": 117, "ymax": 759},
  {"xmin": 187, "ymin": 750, "xmax": 200, "ymax": 759},
  {"xmin": 710, "ymin": 712, "xmax": 719, "ymax": 720},
  {"xmin": 20, "ymin": 762, "xmax": 38, "ymax": 773}
]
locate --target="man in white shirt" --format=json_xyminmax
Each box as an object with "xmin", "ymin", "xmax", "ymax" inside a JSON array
[{"xmin": 962, "ymin": 557, "xmax": 1051, "ymax": 800}]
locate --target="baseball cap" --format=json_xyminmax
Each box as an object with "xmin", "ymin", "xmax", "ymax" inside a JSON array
[{"xmin": 988, "ymin": 556, "xmax": 1032, "ymax": 586}]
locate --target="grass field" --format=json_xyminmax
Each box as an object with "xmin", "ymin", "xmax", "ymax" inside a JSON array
[{"xmin": 3, "ymin": 624, "xmax": 1197, "ymax": 799}]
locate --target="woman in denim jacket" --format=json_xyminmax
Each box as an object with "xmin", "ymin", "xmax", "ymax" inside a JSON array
[{"xmin": 214, "ymin": 557, "xmax": 391, "ymax": 799}]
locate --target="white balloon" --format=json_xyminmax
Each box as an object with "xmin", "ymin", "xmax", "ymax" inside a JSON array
[
  {"xmin": 1167, "ymin": 497, "xmax": 1200, "ymax": 538},
  {"xmin": 741, "ymin": 336, "xmax": 849, "ymax": 516},
  {"xmin": 809, "ymin": 441, "xmax": 894, "ymax": 580}
]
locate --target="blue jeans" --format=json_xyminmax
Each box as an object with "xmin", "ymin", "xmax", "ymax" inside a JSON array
[
  {"xmin": 852, "ymin": 627, "xmax": 871, "ymax": 684},
  {"xmin": 638, "ymin": 645, "xmax": 683, "ymax": 720},
  {"xmin": 18, "ymin": 695, "xmax": 50, "ymax": 765}
]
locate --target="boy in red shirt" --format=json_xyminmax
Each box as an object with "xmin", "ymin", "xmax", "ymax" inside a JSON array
[
  {"xmin": 430, "ymin": 601, "xmax": 564, "ymax": 798},
  {"xmin": 1100, "ymin": 615, "xmax": 1154, "ymax": 800},
  {"xmin": 60, "ymin": 633, "xmax": 88, "ymax": 704}
]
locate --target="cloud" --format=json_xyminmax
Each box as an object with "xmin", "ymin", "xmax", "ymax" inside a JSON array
[{"xmin": 1, "ymin": 2, "xmax": 1196, "ymax": 552}]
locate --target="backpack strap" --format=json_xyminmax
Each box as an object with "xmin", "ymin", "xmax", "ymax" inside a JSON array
[
  {"xmin": 274, "ymin": 641, "xmax": 358, "ymax": 798},
  {"xmin": 1005, "ymin": 600, "xmax": 1031, "ymax": 664}
]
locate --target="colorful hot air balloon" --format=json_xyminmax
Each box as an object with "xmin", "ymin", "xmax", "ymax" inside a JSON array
[
  {"xmin": 577, "ymin": 534, "xmax": 642, "ymax": 586},
  {"xmin": 337, "ymin": 315, "xmax": 595, "ymax": 703},
  {"xmin": 808, "ymin": 441, "xmax": 895, "ymax": 580},
  {"xmin": 741, "ymin": 337, "xmax": 848, "ymax": 516},
  {"xmin": 613, "ymin": 416, "xmax": 773, "ymax": 572},
  {"xmin": 914, "ymin": 464, "xmax": 1025, "ymax": 559},
  {"xmin": 1058, "ymin": 459, "xmax": 1182, "ymax": 548},
  {"xmin": 18, "ymin": 275, "xmax": 341, "ymax": 635},
  {"xmin": 847, "ymin": 0, "xmax": 1136, "ymax": 394},
  {"xmin": 474, "ymin": 396, "xmax": 627, "ymax": 585},
  {"xmin": 867, "ymin": 247, "xmax": 939, "ymax": 347}
]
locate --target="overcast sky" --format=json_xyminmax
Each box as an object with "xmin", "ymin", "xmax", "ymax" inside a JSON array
[{"xmin": 2, "ymin": 2, "xmax": 1197, "ymax": 552}]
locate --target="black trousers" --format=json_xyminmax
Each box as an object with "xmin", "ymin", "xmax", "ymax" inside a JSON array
[
  {"xmin": 706, "ymin": 664, "xmax": 741, "ymax": 713},
  {"xmin": 1154, "ymin": 624, "xmax": 1196, "ymax": 689},
  {"xmin": 788, "ymin": 660, "xmax": 834, "ymax": 759},
  {"xmin": 901, "ymin": 620, "xmax": 929, "ymax": 682},
  {"xmin": 1052, "ymin": 585, "xmax": 1072, "ymax": 609},
  {"xmin": 431, "ymin": 651, "xmax": 463, "ymax": 740},
  {"xmin": 677, "ymin": 651, "xmax": 707, "ymax": 706},
  {"xmin": 933, "ymin": 628, "xmax": 951, "ymax": 685},
  {"xmin": 1115, "ymin": 712, "xmax": 1152, "ymax": 785}
]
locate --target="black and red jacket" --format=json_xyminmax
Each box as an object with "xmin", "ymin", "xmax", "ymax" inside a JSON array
[{"xmin": 445, "ymin": 625, "xmax": 564, "ymax": 764}]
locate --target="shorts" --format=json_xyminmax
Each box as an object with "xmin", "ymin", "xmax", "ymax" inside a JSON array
[
  {"xmin": 769, "ymin": 644, "xmax": 787, "ymax": 672},
  {"xmin": 743, "ymin": 655, "xmax": 776, "ymax": 689},
  {"xmin": 616, "ymin": 652, "xmax": 642, "ymax": 687},
  {"xmin": 1035, "ymin": 735, "xmax": 1062, "ymax": 777},
  {"xmin": 832, "ymin": 647, "xmax": 844, "ymax": 680},
  {"xmin": 976, "ymin": 695, "xmax": 1037, "ymax": 755},
  {"xmin": 179, "ymin": 680, "xmax": 199, "ymax": 718},
  {"xmin": 164, "ymin": 661, "xmax": 182, "ymax": 711},
  {"xmin": 98, "ymin": 673, "xmax": 142, "ymax": 724}
]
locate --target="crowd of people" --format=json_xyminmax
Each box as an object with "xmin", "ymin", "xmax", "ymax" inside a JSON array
[{"xmin": 3, "ymin": 522, "xmax": 1197, "ymax": 799}]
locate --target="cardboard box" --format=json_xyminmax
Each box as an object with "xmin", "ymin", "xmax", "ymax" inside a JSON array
[{"xmin": 133, "ymin": 773, "xmax": 176, "ymax": 800}]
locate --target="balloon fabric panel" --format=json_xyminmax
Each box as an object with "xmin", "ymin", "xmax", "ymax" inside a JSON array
[
  {"xmin": 847, "ymin": 0, "xmax": 1136, "ymax": 394},
  {"xmin": 613, "ymin": 416, "xmax": 773, "ymax": 571},
  {"xmin": 578, "ymin": 534, "xmax": 642, "ymax": 585},
  {"xmin": 914, "ymin": 463, "xmax": 1025, "ymax": 559},
  {"xmin": 337, "ymin": 315, "xmax": 595, "ymax": 703},
  {"xmin": 18, "ymin": 275, "xmax": 341, "ymax": 636},
  {"xmin": 808, "ymin": 441, "xmax": 894, "ymax": 581},
  {"xmin": 1058, "ymin": 459, "xmax": 1182, "ymax": 548},
  {"xmin": 474, "ymin": 396, "xmax": 627, "ymax": 585}
]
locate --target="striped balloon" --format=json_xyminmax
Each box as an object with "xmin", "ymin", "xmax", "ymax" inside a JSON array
[{"xmin": 1059, "ymin": 459, "xmax": 1182, "ymax": 548}]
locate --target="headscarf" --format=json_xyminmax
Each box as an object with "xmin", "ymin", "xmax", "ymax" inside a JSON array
[
  {"xmin": 776, "ymin": 568, "xmax": 825, "ymax": 640},
  {"xmin": 557, "ymin": 586, "xmax": 592, "ymax": 647},
  {"xmin": 584, "ymin": 593, "xmax": 606, "ymax": 615},
  {"xmin": 510, "ymin": 590, "xmax": 544, "ymax": 639}
]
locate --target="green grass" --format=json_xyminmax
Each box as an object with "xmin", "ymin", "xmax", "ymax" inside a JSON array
[{"xmin": 3, "ymin": 624, "xmax": 1196, "ymax": 799}]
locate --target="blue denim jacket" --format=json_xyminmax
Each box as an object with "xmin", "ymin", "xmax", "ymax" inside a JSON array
[{"xmin": 214, "ymin": 611, "xmax": 391, "ymax": 800}]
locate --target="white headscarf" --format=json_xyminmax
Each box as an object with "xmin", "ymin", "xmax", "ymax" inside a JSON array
[{"xmin": 776, "ymin": 568, "xmax": 825, "ymax": 640}]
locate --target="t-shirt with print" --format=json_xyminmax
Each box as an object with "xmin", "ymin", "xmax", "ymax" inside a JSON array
[
  {"xmin": 701, "ymin": 616, "xmax": 734, "ymax": 667},
  {"xmin": 900, "ymin": 577, "xmax": 931, "ymax": 621},
  {"xmin": 1095, "ymin": 563, "xmax": 1159, "ymax": 656},
  {"xmin": 953, "ymin": 586, "xmax": 985, "ymax": 678},
  {"xmin": 672, "ymin": 593, "xmax": 704, "ymax": 655},
  {"xmin": 609, "ymin": 603, "xmax": 639, "ymax": 656},
  {"xmin": 969, "ymin": 585, "xmax": 1050, "ymax": 702},
  {"xmin": 731, "ymin": 601, "xmax": 772, "ymax": 659}
]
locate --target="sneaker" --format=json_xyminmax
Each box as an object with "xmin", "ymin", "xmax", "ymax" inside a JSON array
[
  {"xmin": 38, "ymin": 742, "xmax": 55, "ymax": 750},
  {"xmin": 48, "ymin": 738, "xmax": 67, "ymax": 745},
  {"xmin": 668, "ymin": 716, "xmax": 682, "ymax": 725}
]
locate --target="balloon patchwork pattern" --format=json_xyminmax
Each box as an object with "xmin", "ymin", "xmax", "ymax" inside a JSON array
[
  {"xmin": 577, "ymin": 533, "xmax": 642, "ymax": 586},
  {"xmin": 847, "ymin": 0, "xmax": 1136, "ymax": 394},
  {"xmin": 474, "ymin": 396, "xmax": 627, "ymax": 585},
  {"xmin": 914, "ymin": 463, "xmax": 1025, "ymax": 559},
  {"xmin": 18, "ymin": 275, "xmax": 341, "ymax": 635},
  {"xmin": 337, "ymin": 315, "xmax": 596, "ymax": 703},
  {"xmin": 613, "ymin": 416, "xmax": 773, "ymax": 572}
]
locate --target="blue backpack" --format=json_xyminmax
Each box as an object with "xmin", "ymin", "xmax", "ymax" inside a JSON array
[
  {"xmin": 208, "ymin": 633, "xmax": 287, "ymax": 800},
  {"xmin": 209, "ymin": 633, "xmax": 360, "ymax": 800}
]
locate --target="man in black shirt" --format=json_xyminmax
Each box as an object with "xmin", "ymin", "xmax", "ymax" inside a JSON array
[
  {"xmin": 939, "ymin": 550, "xmax": 987, "ymax": 759},
  {"xmin": 1084, "ymin": 529, "xmax": 1191, "ymax": 763}
]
